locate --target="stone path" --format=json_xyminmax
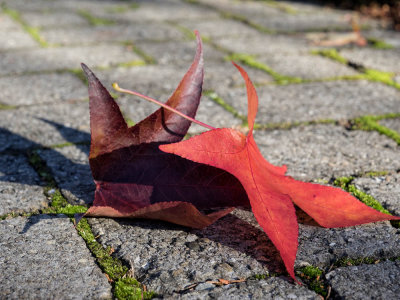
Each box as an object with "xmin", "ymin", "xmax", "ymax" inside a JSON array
[{"xmin": 0, "ymin": 0, "xmax": 399, "ymax": 299}]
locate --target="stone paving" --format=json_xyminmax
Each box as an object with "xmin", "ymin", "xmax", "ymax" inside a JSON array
[{"xmin": 0, "ymin": 0, "xmax": 399, "ymax": 299}]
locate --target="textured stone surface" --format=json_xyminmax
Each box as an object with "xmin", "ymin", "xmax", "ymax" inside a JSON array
[
  {"xmin": 257, "ymin": 53, "xmax": 357, "ymax": 79},
  {"xmin": 354, "ymin": 173, "xmax": 400, "ymax": 215},
  {"xmin": 0, "ymin": 45, "xmax": 141, "ymax": 75},
  {"xmin": 340, "ymin": 48, "xmax": 400, "ymax": 74},
  {"xmin": 0, "ymin": 103, "xmax": 90, "ymax": 150},
  {"xmin": 39, "ymin": 145, "xmax": 93, "ymax": 205},
  {"xmin": 88, "ymin": 209, "xmax": 286, "ymax": 295},
  {"xmin": 380, "ymin": 118, "xmax": 400, "ymax": 134},
  {"xmin": 215, "ymin": 80, "xmax": 400, "ymax": 124},
  {"xmin": 0, "ymin": 29, "xmax": 38, "ymax": 50},
  {"xmin": 0, "ymin": 73, "xmax": 87, "ymax": 106},
  {"xmin": 297, "ymin": 222, "xmax": 400, "ymax": 269},
  {"xmin": 0, "ymin": 215, "xmax": 111, "ymax": 299},
  {"xmin": 326, "ymin": 260, "xmax": 400, "ymax": 300},
  {"xmin": 20, "ymin": 11, "xmax": 89, "ymax": 28},
  {"xmin": 254, "ymin": 125, "xmax": 400, "ymax": 181},
  {"xmin": 0, "ymin": 154, "xmax": 46, "ymax": 216},
  {"xmin": 162, "ymin": 277, "xmax": 319, "ymax": 299},
  {"xmin": 40, "ymin": 23, "xmax": 184, "ymax": 46}
]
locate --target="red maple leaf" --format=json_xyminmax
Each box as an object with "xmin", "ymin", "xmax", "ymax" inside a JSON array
[
  {"xmin": 160, "ymin": 62, "xmax": 400, "ymax": 281},
  {"xmin": 80, "ymin": 32, "xmax": 248, "ymax": 229}
]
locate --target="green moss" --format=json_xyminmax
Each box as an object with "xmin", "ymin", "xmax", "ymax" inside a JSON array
[
  {"xmin": 353, "ymin": 115, "xmax": 400, "ymax": 145},
  {"xmin": 106, "ymin": 3, "xmax": 139, "ymax": 13},
  {"xmin": 311, "ymin": 49, "xmax": 348, "ymax": 65},
  {"xmin": 220, "ymin": 12, "xmax": 275, "ymax": 34},
  {"xmin": 2, "ymin": 4, "xmax": 48, "ymax": 47},
  {"xmin": 335, "ymin": 257, "xmax": 377, "ymax": 267},
  {"xmin": 297, "ymin": 266, "xmax": 327, "ymax": 297},
  {"xmin": 117, "ymin": 60, "xmax": 147, "ymax": 68},
  {"xmin": 363, "ymin": 171, "xmax": 388, "ymax": 177},
  {"xmin": 27, "ymin": 150, "xmax": 56, "ymax": 187},
  {"xmin": 114, "ymin": 278, "xmax": 155, "ymax": 300},
  {"xmin": 333, "ymin": 176, "xmax": 391, "ymax": 215},
  {"xmin": 203, "ymin": 90, "xmax": 247, "ymax": 122},
  {"xmin": 131, "ymin": 45, "xmax": 156, "ymax": 65},
  {"xmin": 49, "ymin": 141, "xmax": 90, "ymax": 149},
  {"xmin": 257, "ymin": 0, "xmax": 297, "ymax": 14},
  {"xmin": 367, "ymin": 38, "xmax": 394, "ymax": 50},
  {"xmin": 76, "ymin": 218, "xmax": 128, "ymax": 280},
  {"xmin": 78, "ymin": 9, "xmax": 115, "ymax": 26},
  {"xmin": 0, "ymin": 103, "xmax": 16, "ymax": 110},
  {"xmin": 227, "ymin": 53, "xmax": 303, "ymax": 84}
]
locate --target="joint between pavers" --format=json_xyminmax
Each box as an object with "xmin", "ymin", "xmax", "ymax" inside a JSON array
[
  {"xmin": 1, "ymin": 3, "xmax": 49, "ymax": 48},
  {"xmin": 77, "ymin": 9, "xmax": 115, "ymax": 26}
]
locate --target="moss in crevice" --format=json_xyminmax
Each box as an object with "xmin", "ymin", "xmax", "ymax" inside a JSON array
[
  {"xmin": 77, "ymin": 9, "xmax": 115, "ymax": 26},
  {"xmin": 116, "ymin": 60, "xmax": 147, "ymax": 68},
  {"xmin": 114, "ymin": 277, "xmax": 156, "ymax": 300},
  {"xmin": 296, "ymin": 266, "xmax": 328, "ymax": 297},
  {"xmin": 352, "ymin": 115, "xmax": 400, "ymax": 145},
  {"xmin": 367, "ymin": 38, "xmax": 394, "ymax": 50},
  {"xmin": 106, "ymin": 3, "xmax": 139, "ymax": 14},
  {"xmin": 312, "ymin": 49, "xmax": 400, "ymax": 90},
  {"xmin": 256, "ymin": 0, "xmax": 297, "ymax": 14},
  {"xmin": 203, "ymin": 90, "xmax": 247, "ymax": 123},
  {"xmin": 0, "ymin": 103, "xmax": 17, "ymax": 110},
  {"xmin": 334, "ymin": 257, "xmax": 378, "ymax": 267},
  {"xmin": 166, "ymin": 22, "xmax": 211, "ymax": 43},
  {"xmin": 227, "ymin": 53, "xmax": 303, "ymax": 85},
  {"xmin": 27, "ymin": 150, "xmax": 56, "ymax": 187},
  {"xmin": 333, "ymin": 176, "xmax": 391, "ymax": 215},
  {"xmin": 220, "ymin": 12, "xmax": 275, "ymax": 34},
  {"xmin": 1, "ymin": 4, "xmax": 49, "ymax": 47}
]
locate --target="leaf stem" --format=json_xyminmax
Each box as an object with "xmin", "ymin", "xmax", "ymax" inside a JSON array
[{"xmin": 112, "ymin": 83, "xmax": 215, "ymax": 130}]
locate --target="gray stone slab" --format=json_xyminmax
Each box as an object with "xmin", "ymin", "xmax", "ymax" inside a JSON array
[
  {"xmin": 0, "ymin": 29, "xmax": 38, "ymax": 50},
  {"xmin": 20, "ymin": 11, "xmax": 89, "ymax": 28},
  {"xmin": 88, "ymin": 209, "xmax": 288, "ymax": 295},
  {"xmin": 215, "ymin": 34, "xmax": 310, "ymax": 55},
  {"xmin": 179, "ymin": 18, "xmax": 260, "ymax": 38},
  {"xmin": 253, "ymin": 124, "xmax": 400, "ymax": 181},
  {"xmin": 163, "ymin": 277, "xmax": 319, "ymax": 299},
  {"xmin": 0, "ymin": 102, "xmax": 90, "ymax": 150},
  {"xmin": 0, "ymin": 154, "xmax": 46, "ymax": 216},
  {"xmin": 297, "ymin": 222, "xmax": 400, "ymax": 269},
  {"xmin": 39, "ymin": 145, "xmax": 93, "ymax": 205},
  {"xmin": 0, "ymin": 73, "xmax": 87, "ymax": 106},
  {"xmin": 353, "ymin": 173, "xmax": 400, "ymax": 216},
  {"xmin": 215, "ymin": 80, "xmax": 400, "ymax": 124},
  {"xmin": 326, "ymin": 260, "xmax": 400, "ymax": 300},
  {"xmin": 365, "ymin": 29, "xmax": 400, "ymax": 48},
  {"xmin": 40, "ymin": 22, "xmax": 185, "ymax": 46},
  {"xmin": 95, "ymin": 0, "xmax": 219, "ymax": 22},
  {"xmin": 133, "ymin": 40, "xmax": 226, "ymax": 66},
  {"xmin": 0, "ymin": 215, "xmax": 111, "ymax": 299},
  {"xmin": 0, "ymin": 13, "xmax": 21, "ymax": 30},
  {"xmin": 380, "ymin": 118, "xmax": 400, "ymax": 134},
  {"xmin": 0, "ymin": 45, "xmax": 141, "ymax": 76},
  {"xmin": 340, "ymin": 48, "xmax": 400, "ymax": 74},
  {"xmin": 257, "ymin": 53, "xmax": 357, "ymax": 79}
]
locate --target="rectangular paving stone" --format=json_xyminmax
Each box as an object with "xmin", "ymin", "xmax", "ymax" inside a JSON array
[
  {"xmin": 215, "ymin": 80, "xmax": 400, "ymax": 124},
  {"xmin": 0, "ymin": 215, "xmax": 111, "ymax": 299},
  {"xmin": 88, "ymin": 209, "xmax": 304, "ymax": 296},
  {"xmin": 215, "ymin": 33, "xmax": 310, "ymax": 55},
  {"xmin": 178, "ymin": 18, "xmax": 261, "ymax": 38},
  {"xmin": 257, "ymin": 53, "xmax": 358, "ymax": 80},
  {"xmin": 0, "ymin": 13, "xmax": 21, "ymax": 30},
  {"xmin": 0, "ymin": 73, "xmax": 87, "ymax": 106},
  {"xmin": 40, "ymin": 22, "xmax": 185, "ymax": 46},
  {"xmin": 297, "ymin": 221, "xmax": 400, "ymax": 269},
  {"xmin": 0, "ymin": 154, "xmax": 46, "ymax": 216},
  {"xmin": 39, "ymin": 145, "xmax": 93, "ymax": 205},
  {"xmin": 0, "ymin": 29, "xmax": 38, "ymax": 51},
  {"xmin": 0, "ymin": 45, "xmax": 141, "ymax": 76},
  {"xmin": 95, "ymin": 0, "xmax": 219, "ymax": 22},
  {"xmin": 0, "ymin": 102, "xmax": 90, "ymax": 151},
  {"xmin": 253, "ymin": 124, "xmax": 400, "ymax": 181},
  {"xmin": 20, "ymin": 11, "xmax": 89, "ymax": 28},
  {"xmin": 325, "ymin": 260, "xmax": 400, "ymax": 300},
  {"xmin": 340, "ymin": 48, "xmax": 400, "ymax": 74},
  {"xmin": 354, "ymin": 173, "xmax": 400, "ymax": 216}
]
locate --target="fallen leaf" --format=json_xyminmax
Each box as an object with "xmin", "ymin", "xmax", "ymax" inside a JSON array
[
  {"xmin": 80, "ymin": 31, "xmax": 248, "ymax": 229},
  {"xmin": 160, "ymin": 62, "xmax": 400, "ymax": 281}
]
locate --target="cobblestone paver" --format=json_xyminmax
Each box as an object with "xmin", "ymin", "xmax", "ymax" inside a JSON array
[{"xmin": 0, "ymin": 0, "xmax": 399, "ymax": 299}]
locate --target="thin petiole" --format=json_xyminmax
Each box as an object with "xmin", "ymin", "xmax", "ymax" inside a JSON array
[{"xmin": 112, "ymin": 83, "xmax": 215, "ymax": 130}]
